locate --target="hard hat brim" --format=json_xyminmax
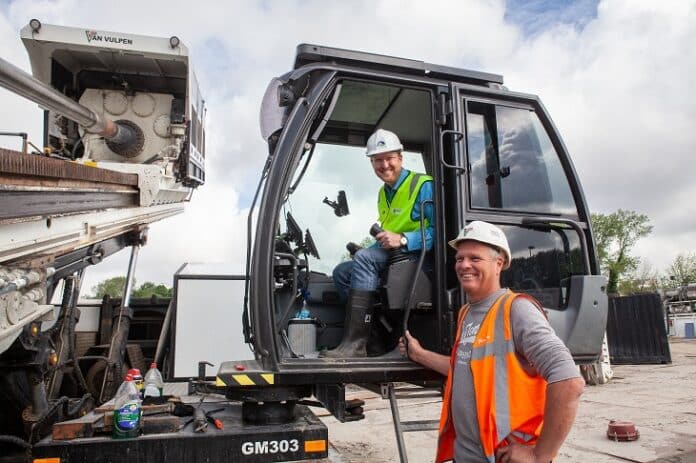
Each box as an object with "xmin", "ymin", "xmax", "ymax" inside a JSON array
[
  {"xmin": 366, "ymin": 146, "xmax": 403, "ymax": 157},
  {"xmin": 448, "ymin": 237, "xmax": 511, "ymax": 270}
]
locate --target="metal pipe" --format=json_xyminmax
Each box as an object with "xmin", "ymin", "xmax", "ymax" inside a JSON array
[
  {"xmin": 402, "ymin": 199, "xmax": 433, "ymax": 335},
  {"xmin": 46, "ymin": 275, "xmax": 76, "ymax": 399},
  {"xmin": 122, "ymin": 245, "xmax": 139, "ymax": 306},
  {"xmin": 29, "ymin": 372, "xmax": 49, "ymax": 417},
  {"xmin": 99, "ymin": 244, "xmax": 140, "ymax": 403},
  {"xmin": 154, "ymin": 298, "xmax": 174, "ymax": 367},
  {"xmin": 386, "ymin": 383, "xmax": 409, "ymax": 463},
  {"xmin": 0, "ymin": 56, "xmax": 113, "ymax": 137}
]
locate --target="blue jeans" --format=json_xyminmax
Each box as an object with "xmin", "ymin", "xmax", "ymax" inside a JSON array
[
  {"xmin": 333, "ymin": 247, "xmax": 425, "ymax": 303},
  {"xmin": 333, "ymin": 247, "xmax": 389, "ymax": 303}
]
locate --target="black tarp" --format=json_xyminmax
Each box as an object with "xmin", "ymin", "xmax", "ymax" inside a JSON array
[{"xmin": 606, "ymin": 293, "xmax": 671, "ymax": 364}]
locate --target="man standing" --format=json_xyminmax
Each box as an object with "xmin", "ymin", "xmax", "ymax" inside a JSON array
[
  {"xmin": 400, "ymin": 221, "xmax": 584, "ymax": 462},
  {"xmin": 323, "ymin": 128, "xmax": 433, "ymax": 358}
]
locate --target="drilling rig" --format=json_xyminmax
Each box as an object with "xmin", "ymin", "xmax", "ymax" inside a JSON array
[
  {"xmin": 0, "ymin": 19, "xmax": 205, "ymax": 445},
  {"xmin": 1, "ymin": 22, "xmax": 609, "ymax": 462}
]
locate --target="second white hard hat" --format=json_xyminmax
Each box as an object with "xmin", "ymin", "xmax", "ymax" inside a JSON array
[
  {"xmin": 366, "ymin": 129, "xmax": 403, "ymax": 156},
  {"xmin": 448, "ymin": 221, "xmax": 512, "ymax": 269}
]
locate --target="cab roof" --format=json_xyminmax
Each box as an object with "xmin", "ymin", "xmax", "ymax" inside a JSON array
[{"xmin": 295, "ymin": 44, "xmax": 504, "ymax": 87}]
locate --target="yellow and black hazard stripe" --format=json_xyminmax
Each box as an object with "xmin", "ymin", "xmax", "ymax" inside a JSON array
[{"xmin": 216, "ymin": 373, "xmax": 275, "ymax": 387}]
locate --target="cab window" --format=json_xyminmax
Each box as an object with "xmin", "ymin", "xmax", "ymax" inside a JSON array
[
  {"xmin": 466, "ymin": 101, "xmax": 577, "ymax": 217},
  {"xmin": 272, "ymin": 79, "xmax": 436, "ymax": 354},
  {"xmin": 283, "ymin": 145, "xmax": 425, "ymax": 275},
  {"xmin": 284, "ymin": 79, "xmax": 433, "ymax": 274},
  {"xmin": 500, "ymin": 224, "xmax": 586, "ymax": 310}
]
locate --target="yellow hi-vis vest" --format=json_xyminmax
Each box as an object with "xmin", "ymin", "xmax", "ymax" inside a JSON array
[
  {"xmin": 377, "ymin": 171, "xmax": 432, "ymax": 234},
  {"xmin": 436, "ymin": 290, "xmax": 547, "ymax": 463}
]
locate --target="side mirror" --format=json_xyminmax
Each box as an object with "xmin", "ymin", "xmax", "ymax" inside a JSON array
[{"xmin": 322, "ymin": 190, "xmax": 350, "ymax": 217}]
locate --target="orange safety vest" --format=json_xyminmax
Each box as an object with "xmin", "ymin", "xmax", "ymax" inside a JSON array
[{"xmin": 435, "ymin": 290, "xmax": 547, "ymax": 463}]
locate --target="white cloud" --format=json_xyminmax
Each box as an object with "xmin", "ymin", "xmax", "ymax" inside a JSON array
[
  {"xmin": 497, "ymin": 0, "xmax": 696, "ymax": 271},
  {"xmin": 81, "ymin": 182, "xmax": 249, "ymax": 293},
  {"xmin": 1, "ymin": 0, "xmax": 695, "ymax": 287}
]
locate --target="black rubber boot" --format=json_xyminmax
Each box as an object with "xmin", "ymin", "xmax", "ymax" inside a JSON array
[{"xmin": 320, "ymin": 289, "xmax": 375, "ymax": 358}]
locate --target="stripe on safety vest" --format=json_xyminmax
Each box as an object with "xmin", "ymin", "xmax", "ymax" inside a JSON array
[
  {"xmin": 511, "ymin": 430, "xmax": 535, "ymax": 442},
  {"xmin": 483, "ymin": 294, "xmax": 514, "ymax": 463},
  {"xmin": 493, "ymin": 294, "xmax": 513, "ymax": 444},
  {"xmin": 471, "ymin": 338, "xmax": 515, "ymax": 360}
]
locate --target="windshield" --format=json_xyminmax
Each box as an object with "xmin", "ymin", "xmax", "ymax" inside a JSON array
[{"xmin": 281, "ymin": 143, "xmax": 425, "ymax": 274}]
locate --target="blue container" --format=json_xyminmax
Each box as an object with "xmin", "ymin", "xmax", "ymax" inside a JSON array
[{"xmin": 685, "ymin": 322, "xmax": 695, "ymax": 339}]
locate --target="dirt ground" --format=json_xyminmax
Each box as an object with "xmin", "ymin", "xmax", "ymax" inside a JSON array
[{"xmin": 311, "ymin": 338, "xmax": 696, "ymax": 463}]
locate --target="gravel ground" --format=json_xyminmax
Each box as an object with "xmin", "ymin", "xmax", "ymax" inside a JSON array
[{"xmin": 311, "ymin": 338, "xmax": 696, "ymax": 463}]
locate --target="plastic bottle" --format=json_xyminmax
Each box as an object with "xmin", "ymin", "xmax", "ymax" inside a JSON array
[
  {"xmin": 143, "ymin": 362, "xmax": 164, "ymax": 398},
  {"xmin": 294, "ymin": 304, "xmax": 311, "ymax": 319},
  {"xmin": 127, "ymin": 368, "xmax": 144, "ymax": 399},
  {"xmin": 112, "ymin": 374, "xmax": 142, "ymax": 439}
]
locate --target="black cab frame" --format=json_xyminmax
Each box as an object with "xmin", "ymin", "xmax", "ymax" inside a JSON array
[{"xmin": 216, "ymin": 44, "xmax": 607, "ymax": 421}]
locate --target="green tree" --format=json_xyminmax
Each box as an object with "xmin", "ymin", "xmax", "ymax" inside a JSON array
[
  {"xmin": 340, "ymin": 236, "xmax": 376, "ymax": 262},
  {"xmin": 90, "ymin": 277, "xmax": 172, "ymax": 298},
  {"xmin": 91, "ymin": 276, "xmax": 128, "ymax": 299},
  {"xmin": 591, "ymin": 209, "xmax": 653, "ymax": 294},
  {"xmin": 132, "ymin": 282, "xmax": 173, "ymax": 298},
  {"xmin": 617, "ymin": 261, "xmax": 659, "ymax": 295},
  {"xmin": 663, "ymin": 252, "xmax": 696, "ymax": 288}
]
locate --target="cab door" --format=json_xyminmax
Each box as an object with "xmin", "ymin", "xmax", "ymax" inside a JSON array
[{"xmin": 448, "ymin": 84, "xmax": 607, "ymax": 362}]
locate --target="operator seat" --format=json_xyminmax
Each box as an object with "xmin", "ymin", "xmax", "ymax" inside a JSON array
[
  {"xmin": 362, "ymin": 251, "xmax": 433, "ymax": 356},
  {"xmin": 378, "ymin": 250, "xmax": 433, "ymax": 311}
]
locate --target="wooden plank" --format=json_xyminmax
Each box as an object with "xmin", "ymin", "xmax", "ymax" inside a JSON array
[
  {"xmin": 142, "ymin": 415, "xmax": 181, "ymax": 435},
  {"xmin": 96, "ymin": 401, "xmax": 173, "ymax": 414},
  {"xmin": 0, "ymin": 148, "xmax": 138, "ymax": 186},
  {"xmin": 57, "ymin": 411, "xmax": 180, "ymax": 438},
  {"xmin": 102, "ymin": 403, "xmax": 175, "ymax": 432},
  {"xmin": 51, "ymin": 412, "xmax": 104, "ymax": 441},
  {"xmin": 55, "ymin": 400, "xmax": 181, "ymax": 441}
]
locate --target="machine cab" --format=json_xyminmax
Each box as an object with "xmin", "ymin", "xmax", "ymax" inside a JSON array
[{"xmin": 226, "ymin": 45, "xmax": 607, "ymax": 406}]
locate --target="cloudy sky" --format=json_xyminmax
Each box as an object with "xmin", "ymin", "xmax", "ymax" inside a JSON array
[{"xmin": 0, "ymin": 0, "xmax": 694, "ymax": 292}]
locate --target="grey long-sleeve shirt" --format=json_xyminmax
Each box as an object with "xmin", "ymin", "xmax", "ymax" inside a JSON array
[{"xmin": 451, "ymin": 289, "xmax": 581, "ymax": 463}]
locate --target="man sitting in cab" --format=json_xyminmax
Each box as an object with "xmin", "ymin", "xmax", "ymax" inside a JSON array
[{"xmin": 323, "ymin": 129, "xmax": 434, "ymax": 358}]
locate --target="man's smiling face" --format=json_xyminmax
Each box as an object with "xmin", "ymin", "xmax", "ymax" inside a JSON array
[
  {"xmin": 454, "ymin": 240, "xmax": 504, "ymax": 302},
  {"xmin": 370, "ymin": 151, "xmax": 402, "ymax": 186}
]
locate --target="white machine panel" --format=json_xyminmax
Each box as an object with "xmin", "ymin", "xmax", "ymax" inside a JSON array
[{"xmin": 173, "ymin": 263, "xmax": 253, "ymax": 378}]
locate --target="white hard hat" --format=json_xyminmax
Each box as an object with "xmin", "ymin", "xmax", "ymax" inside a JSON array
[
  {"xmin": 448, "ymin": 221, "xmax": 511, "ymax": 269},
  {"xmin": 366, "ymin": 129, "xmax": 403, "ymax": 156}
]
